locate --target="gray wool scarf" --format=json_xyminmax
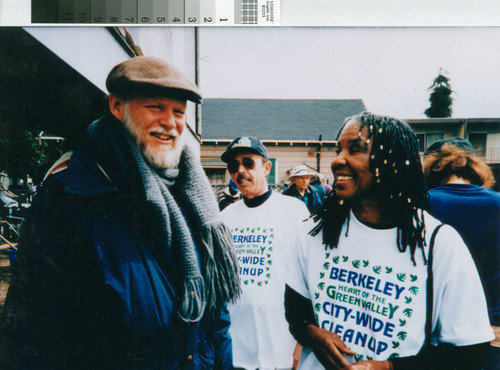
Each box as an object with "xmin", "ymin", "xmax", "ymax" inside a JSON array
[{"xmin": 87, "ymin": 115, "xmax": 241, "ymax": 322}]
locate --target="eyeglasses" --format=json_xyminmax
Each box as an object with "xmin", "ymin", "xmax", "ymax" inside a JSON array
[{"xmin": 227, "ymin": 157, "xmax": 257, "ymax": 174}]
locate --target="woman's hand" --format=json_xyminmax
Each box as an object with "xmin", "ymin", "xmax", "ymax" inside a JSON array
[
  {"xmin": 343, "ymin": 360, "xmax": 392, "ymax": 370},
  {"xmin": 306, "ymin": 325, "xmax": 357, "ymax": 369}
]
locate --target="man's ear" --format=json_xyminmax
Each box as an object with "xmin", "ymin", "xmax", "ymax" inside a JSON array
[
  {"xmin": 264, "ymin": 160, "xmax": 272, "ymax": 178},
  {"xmin": 108, "ymin": 95, "xmax": 125, "ymax": 121}
]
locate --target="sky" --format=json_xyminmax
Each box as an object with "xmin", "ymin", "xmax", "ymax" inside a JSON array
[{"xmin": 198, "ymin": 27, "xmax": 500, "ymax": 119}]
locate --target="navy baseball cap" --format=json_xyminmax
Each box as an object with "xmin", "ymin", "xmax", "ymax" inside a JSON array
[
  {"xmin": 221, "ymin": 136, "xmax": 269, "ymax": 163},
  {"xmin": 424, "ymin": 137, "xmax": 475, "ymax": 155}
]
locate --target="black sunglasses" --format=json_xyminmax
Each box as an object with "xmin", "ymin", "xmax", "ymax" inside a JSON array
[{"xmin": 227, "ymin": 157, "xmax": 257, "ymax": 174}]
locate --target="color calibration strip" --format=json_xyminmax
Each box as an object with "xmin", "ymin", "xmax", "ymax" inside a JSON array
[{"xmin": 32, "ymin": 0, "xmax": 280, "ymax": 24}]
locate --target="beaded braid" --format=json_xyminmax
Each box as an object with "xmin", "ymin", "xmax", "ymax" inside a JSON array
[{"xmin": 311, "ymin": 112, "xmax": 429, "ymax": 265}]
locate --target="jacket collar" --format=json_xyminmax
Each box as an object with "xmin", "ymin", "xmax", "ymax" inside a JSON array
[{"xmin": 64, "ymin": 147, "xmax": 118, "ymax": 195}]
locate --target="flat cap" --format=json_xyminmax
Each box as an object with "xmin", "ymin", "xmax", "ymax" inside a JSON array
[{"xmin": 106, "ymin": 56, "xmax": 202, "ymax": 104}]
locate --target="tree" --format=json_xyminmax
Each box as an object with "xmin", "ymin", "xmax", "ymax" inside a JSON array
[
  {"xmin": 424, "ymin": 70, "xmax": 453, "ymax": 118},
  {"xmin": 0, "ymin": 127, "xmax": 47, "ymax": 184}
]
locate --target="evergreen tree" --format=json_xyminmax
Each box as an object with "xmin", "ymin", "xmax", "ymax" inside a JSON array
[{"xmin": 424, "ymin": 70, "xmax": 453, "ymax": 118}]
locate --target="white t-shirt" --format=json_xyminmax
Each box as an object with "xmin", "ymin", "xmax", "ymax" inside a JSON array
[
  {"xmin": 222, "ymin": 191, "xmax": 310, "ymax": 370},
  {"xmin": 287, "ymin": 210, "xmax": 494, "ymax": 368}
]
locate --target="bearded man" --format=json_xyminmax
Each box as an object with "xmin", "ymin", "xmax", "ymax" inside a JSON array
[{"xmin": 0, "ymin": 56, "xmax": 240, "ymax": 369}]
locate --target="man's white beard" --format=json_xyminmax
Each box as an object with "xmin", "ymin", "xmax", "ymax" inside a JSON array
[{"xmin": 122, "ymin": 104, "xmax": 184, "ymax": 169}]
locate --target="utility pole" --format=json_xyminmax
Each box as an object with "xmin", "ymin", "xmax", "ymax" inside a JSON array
[{"xmin": 316, "ymin": 134, "xmax": 322, "ymax": 172}]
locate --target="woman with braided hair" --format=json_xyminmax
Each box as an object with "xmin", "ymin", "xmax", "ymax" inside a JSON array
[{"xmin": 285, "ymin": 113, "xmax": 493, "ymax": 369}]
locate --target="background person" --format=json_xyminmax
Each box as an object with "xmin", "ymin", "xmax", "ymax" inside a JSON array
[
  {"xmin": 218, "ymin": 178, "xmax": 242, "ymax": 211},
  {"xmin": 0, "ymin": 56, "xmax": 240, "ymax": 369},
  {"xmin": 423, "ymin": 137, "xmax": 500, "ymax": 369},
  {"xmin": 283, "ymin": 164, "xmax": 322, "ymax": 214},
  {"xmin": 310, "ymin": 174, "xmax": 327, "ymax": 203},
  {"xmin": 220, "ymin": 136, "xmax": 310, "ymax": 370},
  {"xmin": 285, "ymin": 113, "xmax": 493, "ymax": 370}
]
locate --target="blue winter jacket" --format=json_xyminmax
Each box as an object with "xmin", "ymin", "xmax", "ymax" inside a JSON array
[{"xmin": 0, "ymin": 147, "xmax": 233, "ymax": 369}]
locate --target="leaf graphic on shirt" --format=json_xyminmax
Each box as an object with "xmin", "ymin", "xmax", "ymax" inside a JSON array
[
  {"xmin": 315, "ymin": 292, "xmax": 320, "ymax": 299},
  {"xmin": 333, "ymin": 256, "xmax": 340, "ymax": 264},
  {"xmin": 263, "ymin": 229, "xmax": 267, "ymax": 233},
  {"xmin": 399, "ymin": 319, "xmax": 406, "ymax": 326},
  {"xmin": 265, "ymin": 281, "xmax": 268, "ymax": 285},
  {"xmin": 363, "ymin": 260, "xmax": 369, "ymax": 267},
  {"xmin": 410, "ymin": 274, "xmax": 418, "ymax": 282},
  {"xmin": 397, "ymin": 273, "xmax": 406, "ymax": 282},
  {"xmin": 251, "ymin": 228, "xmax": 255, "ymax": 233},
  {"xmin": 403, "ymin": 308, "xmax": 413, "ymax": 318},
  {"xmin": 267, "ymin": 254, "xmax": 271, "ymax": 258},
  {"xmin": 266, "ymin": 273, "xmax": 271, "ymax": 279},
  {"xmin": 269, "ymin": 234, "xmax": 274, "ymax": 239},
  {"xmin": 251, "ymin": 279, "xmax": 254, "ymax": 283},
  {"xmin": 373, "ymin": 266, "xmax": 382, "ymax": 274},
  {"xmin": 246, "ymin": 228, "xmax": 250, "ymax": 231},
  {"xmin": 388, "ymin": 353, "xmax": 400, "ymax": 359},
  {"xmin": 397, "ymin": 331, "xmax": 407, "ymax": 341},
  {"xmin": 366, "ymin": 356, "xmax": 373, "ymax": 360},
  {"xmin": 342, "ymin": 256, "xmax": 349, "ymax": 262},
  {"xmin": 326, "ymin": 252, "xmax": 330, "ymax": 259},
  {"xmin": 268, "ymin": 241, "xmax": 272, "ymax": 244},
  {"xmin": 323, "ymin": 262, "xmax": 330, "ymax": 270},
  {"xmin": 257, "ymin": 227, "xmax": 261, "ymax": 231},
  {"xmin": 268, "ymin": 247, "xmax": 273, "ymax": 252},
  {"xmin": 404, "ymin": 296, "xmax": 412, "ymax": 304},
  {"xmin": 315, "ymin": 303, "xmax": 321, "ymax": 312},
  {"xmin": 257, "ymin": 282, "xmax": 262, "ymax": 286},
  {"xmin": 319, "ymin": 272, "xmax": 325, "ymax": 279},
  {"xmin": 266, "ymin": 267, "xmax": 270, "ymax": 271},
  {"xmin": 352, "ymin": 260, "xmax": 360, "ymax": 268},
  {"xmin": 244, "ymin": 280, "xmax": 248, "ymax": 285},
  {"xmin": 409, "ymin": 286, "xmax": 419, "ymax": 295},
  {"xmin": 385, "ymin": 267, "xmax": 393, "ymax": 274},
  {"xmin": 354, "ymin": 354, "xmax": 364, "ymax": 362},
  {"xmin": 392, "ymin": 341, "xmax": 400, "ymax": 349},
  {"xmin": 267, "ymin": 260, "xmax": 272, "ymax": 265},
  {"xmin": 318, "ymin": 282, "xmax": 325, "ymax": 290}
]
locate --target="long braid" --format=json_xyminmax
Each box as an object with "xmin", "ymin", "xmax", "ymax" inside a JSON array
[{"xmin": 311, "ymin": 112, "xmax": 429, "ymax": 265}]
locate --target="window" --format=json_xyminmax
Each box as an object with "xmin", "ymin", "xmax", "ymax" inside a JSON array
[
  {"xmin": 416, "ymin": 133, "xmax": 444, "ymax": 152},
  {"xmin": 425, "ymin": 133, "xmax": 444, "ymax": 150},
  {"xmin": 468, "ymin": 133, "xmax": 486, "ymax": 157},
  {"xmin": 416, "ymin": 134, "xmax": 426, "ymax": 153},
  {"xmin": 267, "ymin": 158, "xmax": 277, "ymax": 185}
]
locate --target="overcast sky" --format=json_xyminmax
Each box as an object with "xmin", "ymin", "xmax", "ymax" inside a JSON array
[{"xmin": 198, "ymin": 27, "xmax": 500, "ymax": 119}]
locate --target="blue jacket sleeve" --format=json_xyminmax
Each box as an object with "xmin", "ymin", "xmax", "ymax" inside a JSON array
[{"xmin": 212, "ymin": 303, "xmax": 233, "ymax": 369}]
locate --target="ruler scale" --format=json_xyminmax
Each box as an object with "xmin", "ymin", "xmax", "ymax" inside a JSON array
[
  {"xmin": 153, "ymin": 0, "xmax": 169, "ymax": 24},
  {"xmin": 59, "ymin": 0, "xmax": 75, "ymax": 23},
  {"xmin": 75, "ymin": 0, "xmax": 91, "ymax": 23},
  {"xmin": 90, "ymin": 0, "xmax": 105, "ymax": 23},
  {"xmin": 168, "ymin": 0, "xmax": 184, "ymax": 24},
  {"xmin": 138, "ymin": 0, "xmax": 154, "ymax": 23},
  {"xmin": 106, "ymin": 0, "xmax": 122, "ymax": 23},
  {"xmin": 185, "ymin": 0, "xmax": 200, "ymax": 24},
  {"xmin": 200, "ymin": 0, "xmax": 216, "ymax": 24},
  {"xmin": 31, "ymin": 0, "xmax": 279, "ymax": 24},
  {"xmin": 122, "ymin": 0, "xmax": 137, "ymax": 23}
]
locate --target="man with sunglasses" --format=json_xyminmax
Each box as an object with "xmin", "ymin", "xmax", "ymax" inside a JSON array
[{"xmin": 220, "ymin": 136, "xmax": 310, "ymax": 370}]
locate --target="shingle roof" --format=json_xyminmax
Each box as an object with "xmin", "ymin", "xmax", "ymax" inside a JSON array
[{"xmin": 201, "ymin": 99, "xmax": 366, "ymax": 141}]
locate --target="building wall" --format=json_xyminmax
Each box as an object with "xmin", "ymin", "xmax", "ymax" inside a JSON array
[{"xmin": 201, "ymin": 143, "xmax": 337, "ymax": 186}]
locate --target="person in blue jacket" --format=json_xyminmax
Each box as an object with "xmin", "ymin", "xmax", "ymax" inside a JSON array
[
  {"xmin": 423, "ymin": 137, "xmax": 500, "ymax": 369},
  {"xmin": 0, "ymin": 56, "xmax": 240, "ymax": 369},
  {"xmin": 283, "ymin": 165, "xmax": 322, "ymax": 214}
]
